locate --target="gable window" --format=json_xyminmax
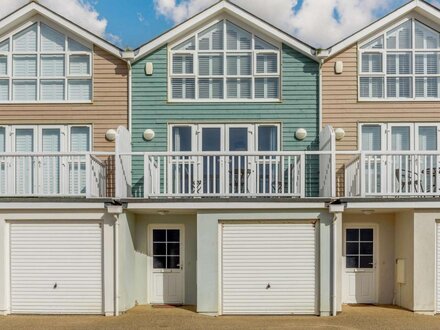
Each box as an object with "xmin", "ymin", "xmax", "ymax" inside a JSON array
[
  {"xmin": 169, "ymin": 20, "xmax": 280, "ymax": 101},
  {"xmin": 0, "ymin": 21, "xmax": 92, "ymax": 103},
  {"xmin": 359, "ymin": 19, "xmax": 440, "ymax": 100}
]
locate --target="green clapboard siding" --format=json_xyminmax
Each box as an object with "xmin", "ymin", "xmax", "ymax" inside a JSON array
[{"xmin": 132, "ymin": 44, "xmax": 319, "ymax": 196}]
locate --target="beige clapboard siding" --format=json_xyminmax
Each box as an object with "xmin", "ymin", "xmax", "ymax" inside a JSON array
[
  {"xmin": 323, "ymin": 43, "xmax": 440, "ymax": 195},
  {"xmin": 0, "ymin": 46, "xmax": 128, "ymax": 153}
]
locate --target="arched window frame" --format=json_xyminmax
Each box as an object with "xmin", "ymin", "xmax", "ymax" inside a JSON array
[
  {"xmin": 168, "ymin": 17, "xmax": 281, "ymax": 102},
  {"xmin": 358, "ymin": 17, "xmax": 440, "ymax": 101},
  {"xmin": 0, "ymin": 17, "xmax": 93, "ymax": 103}
]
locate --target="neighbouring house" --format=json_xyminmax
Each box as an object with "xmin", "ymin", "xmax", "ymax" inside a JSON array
[
  {"xmin": 0, "ymin": 2, "xmax": 129, "ymax": 315},
  {"xmin": 322, "ymin": 0, "xmax": 440, "ymax": 315},
  {"xmin": 116, "ymin": 0, "xmax": 336, "ymax": 316}
]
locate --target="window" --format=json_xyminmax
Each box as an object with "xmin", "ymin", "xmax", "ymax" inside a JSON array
[
  {"xmin": 359, "ymin": 19, "xmax": 440, "ymax": 100},
  {"xmin": 345, "ymin": 228, "xmax": 374, "ymax": 269},
  {"xmin": 170, "ymin": 20, "xmax": 280, "ymax": 101},
  {"xmin": 152, "ymin": 229, "xmax": 181, "ymax": 269},
  {"xmin": 0, "ymin": 21, "xmax": 92, "ymax": 102}
]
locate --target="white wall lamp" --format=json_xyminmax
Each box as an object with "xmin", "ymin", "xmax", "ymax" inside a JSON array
[
  {"xmin": 335, "ymin": 127, "xmax": 346, "ymax": 141},
  {"xmin": 335, "ymin": 61, "xmax": 344, "ymax": 74},
  {"xmin": 105, "ymin": 129, "xmax": 117, "ymax": 142},
  {"xmin": 295, "ymin": 128, "xmax": 307, "ymax": 140},
  {"xmin": 143, "ymin": 129, "xmax": 155, "ymax": 141},
  {"xmin": 145, "ymin": 62, "xmax": 154, "ymax": 75}
]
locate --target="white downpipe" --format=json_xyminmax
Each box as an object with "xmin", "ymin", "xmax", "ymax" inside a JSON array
[
  {"xmin": 114, "ymin": 217, "xmax": 119, "ymax": 316},
  {"xmin": 128, "ymin": 61, "xmax": 132, "ymax": 131},
  {"xmin": 319, "ymin": 59, "xmax": 323, "ymax": 131},
  {"xmin": 332, "ymin": 213, "xmax": 338, "ymax": 316}
]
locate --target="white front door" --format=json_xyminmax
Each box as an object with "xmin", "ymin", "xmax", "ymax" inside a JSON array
[
  {"xmin": 342, "ymin": 225, "xmax": 377, "ymax": 304},
  {"xmin": 149, "ymin": 225, "xmax": 184, "ymax": 304}
]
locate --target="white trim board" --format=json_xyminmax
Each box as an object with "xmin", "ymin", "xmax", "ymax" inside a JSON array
[
  {"xmin": 325, "ymin": 0, "xmax": 440, "ymax": 58},
  {"xmin": 134, "ymin": 0, "xmax": 317, "ymax": 62},
  {"xmin": 0, "ymin": 2, "xmax": 123, "ymax": 59}
]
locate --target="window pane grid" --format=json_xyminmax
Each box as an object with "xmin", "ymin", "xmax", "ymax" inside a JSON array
[
  {"xmin": 359, "ymin": 18, "xmax": 440, "ymax": 99},
  {"xmin": 346, "ymin": 228, "xmax": 374, "ymax": 269},
  {"xmin": 0, "ymin": 21, "xmax": 92, "ymax": 102},
  {"xmin": 152, "ymin": 229, "xmax": 181, "ymax": 269},
  {"xmin": 170, "ymin": 19, "xmax": 280, "ymax": 101}
]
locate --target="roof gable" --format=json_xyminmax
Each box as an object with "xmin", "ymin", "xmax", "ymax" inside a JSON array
[
  {"xmin": 134, "ymin": 0, "xmax": 317, "ymax": 62},
  {"xmin": 0, "ymin": 1, "xmax": 123, "ymax": 58},
  {"xmin": 324, "ymin": 0, "xmax": 440, "ymax": 58}
]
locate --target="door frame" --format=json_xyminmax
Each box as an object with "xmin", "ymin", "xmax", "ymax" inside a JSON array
[
  {"xmin": 147, "ymin": 223, "xmax": 185, "ymax": 305},
  {"xmin": 342, "ymin": 222, "xmax": 379, "ymax": 304}
]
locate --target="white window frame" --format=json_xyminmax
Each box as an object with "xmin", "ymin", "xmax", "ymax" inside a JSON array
[
  {"xmin": 358, "ymin": 17, "xmax": 440, "ymax": 101},
  {"xmin": 168, "ymin": 15, "xmax": 281, "ymax": 102},
  {"xmin": 359, "ymin": 122, "xmax": 440, "ymax": 151},
  {"xmin": 2, "ymin": 124, "xmax": 92, "ymax": 152},
  {"xmin": 167, "ymin": 122, "xmax": 281, "ymax": 152},
  {"xmin": 0, "ymin": 17, "xmax": 93, "ymax": 104}
]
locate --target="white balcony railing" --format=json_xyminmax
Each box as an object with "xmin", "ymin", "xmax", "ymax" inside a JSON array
[
  {"xmin": 142, "ymin": 152, "xmax": 307, "ymax": 198},
  {"xmin": 0, "ymin": 153, "xmax": 108, "ymax": 198},
  {"xmin": 345, "ymin": 151, "xmax": 440, "ymax": 197}
]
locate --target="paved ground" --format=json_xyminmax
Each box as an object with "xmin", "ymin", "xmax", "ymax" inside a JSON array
[{"xmin": 0, "ymin": 304, "xmax": 439, "ymax": 330}]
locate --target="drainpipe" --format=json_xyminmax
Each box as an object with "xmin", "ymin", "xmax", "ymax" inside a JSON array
[
  {"xmin": 106, "ymin": 203, "xmax": 124, "ymax": 316},
  {"xmin": 329, "ymin": 202, "xmax": 344, "ymax": 316},
  {"xmin": 319, "ymin": 58, "xmax": 323, "ymax": 131},
  {"xmin": 122, "ymin": 50, "xmax": 135, "ymax": 132}
]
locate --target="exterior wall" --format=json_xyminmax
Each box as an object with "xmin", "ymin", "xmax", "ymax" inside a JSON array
[
  {"xmin": 0, "ymin": 46, "xmax": 128, "ymax": 152},
  {"xmin": 196, "ymin": 209, "xmax": 332, "ymax": 315},
  {"xmin": 131, "ymin": 213, "xmax": 197, "ymax": 306},
  {"xmin": 131, "ymin": 44, "xmax": 319, "ymax": 196},
  {"xmin": 413, "ymin": 211, "xmax": 437, "ymax": 313},
  {"xmin": 343, "ymin": 213, "xmax": 395, "ymax": 304},
  {"xmin": 322, "ymin": 44, "xmax": 440, "ymax": 194},
  {"xmin": 394, "ymin": 211, "xmax": 414, "ymax": 310},
  {"xmin": 0, "ymin": 209, "xmax": 116, "ymax": 316},
  {"xmin": 118, "ymin": 212, "xmax": 137, "ymax": 312}
]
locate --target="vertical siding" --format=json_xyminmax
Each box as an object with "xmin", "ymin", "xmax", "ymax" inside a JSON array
[
  {"xmin": 0, "ymin": 46, "xmax": 128, "ymax": 152},
  {"xmin": 132, "ymin": 44, "xmax": 319, "ymax": 196},
  {"xmin": 322, "ymin": 43, "xmax": 440, "ymax": 195}
]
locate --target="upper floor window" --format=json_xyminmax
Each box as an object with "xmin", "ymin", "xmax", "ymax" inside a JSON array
[
  {"xmin": 169, "ymin": 19, "xmax": 280, "ymax": 101},
  {"xmin": 359, "ymin": 19, "xmax": 440, "ymax": 100},
  {"xmin": 0, "ymin": 21, "xmax": 92, "ymax": 103}
]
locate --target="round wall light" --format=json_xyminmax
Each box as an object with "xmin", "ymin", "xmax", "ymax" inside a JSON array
[
  {"xmin": 335, "ymin": 127, "xmax": 346, "ymax": 141},
  {"xmin": 295, "ymin": 128, "xmax": 307, "ymax": 140},
  {"xmin": 143, "ymin": 129, "xmax": 155, "ymax": 141},
  {"xmin": 105, "ymin": 129, "xmax": 117, "ymax": 142}
]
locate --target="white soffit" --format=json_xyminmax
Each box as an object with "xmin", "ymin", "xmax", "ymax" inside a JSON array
[
  {"xmin": 325, "ymin": 0, "xmax": 440, "ymax": 58},
  {"xmin": 0, "ymin": 1, "xmax": 123, "ymax": 58},
  {"xmin": 134, "ymin": 0, "xmax": 317, "ymax": 62}
]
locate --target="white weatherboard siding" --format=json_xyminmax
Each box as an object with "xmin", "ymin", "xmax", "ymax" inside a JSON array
[
  {"xmin": 221, "ymin": 222, "xmax": 316, "ymax": 315},
  {"xmin": 10, "ymin": 222, "xmax": 103, "ymax": 314}
]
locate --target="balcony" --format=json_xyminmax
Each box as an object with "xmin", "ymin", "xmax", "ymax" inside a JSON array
[
  {"xmin": 0, "ymin": 153, "xmax": 110, "ymax": 198},
  {"xmin": 345, "ymin": 151, "xmax": 440, "ymax": 197},
  {"xmin": 142, "ymin": 152, "xmax": 308, "ymax": 198}
]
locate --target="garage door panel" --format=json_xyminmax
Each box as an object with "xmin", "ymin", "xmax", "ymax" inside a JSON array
[
  {"xmin": 222, "ymin": 223, "xmax": 317, "ymax": 315},
  {"xmin": 10, "ymin": 222, "xmax": 103, "ymax": 314}
]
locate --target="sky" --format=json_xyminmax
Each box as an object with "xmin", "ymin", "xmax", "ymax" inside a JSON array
[{"xmin": 0, "ymin": 0, "xmax": 439, "ymax": 49}]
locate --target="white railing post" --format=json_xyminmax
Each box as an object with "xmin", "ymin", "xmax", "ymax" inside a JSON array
[
  {"xmin": 85, "ymin": 153, "xmax": 91, "ymax": 198},
  {"xmin": 300, "ymin": 153, "xmax": 306, "ymax": 198},
  {"xmin": 360, "ymin": 152, "xmax": 366, "ymax": 198},
  {"xmin": 144, "ymin": 154, "xmax": 150, "ymax": 198}
]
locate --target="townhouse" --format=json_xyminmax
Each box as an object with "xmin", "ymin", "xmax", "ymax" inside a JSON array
[
  {"xmin": 322, "ymin": 0, "xmax": 440, "ymax": 314},
  {"xmin": 2, "ymin": 0, "xmax": 440, "ymax": 319},
  {"xmin": 0, "ymin": 2, "xmax": 129, "ymax": 315},
  {"xmin": 117, "ymin": 0, "xmax": 334, "ymax": 316}
]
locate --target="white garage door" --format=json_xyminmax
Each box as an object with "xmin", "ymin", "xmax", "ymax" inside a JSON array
[
  {"xmin": 221, "ymin": 222, "xmax": 317, "ymax": 315},
  {"xmin": 10, "ymin": 222, "xmax": 103, "ymax": 314}
]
